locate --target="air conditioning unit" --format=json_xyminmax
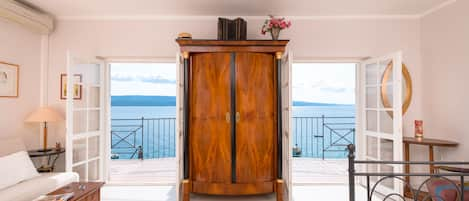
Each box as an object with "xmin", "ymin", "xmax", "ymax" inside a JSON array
[{"xmin": 0, "ymin": 0, "xmax": 54, "ymax": 34}]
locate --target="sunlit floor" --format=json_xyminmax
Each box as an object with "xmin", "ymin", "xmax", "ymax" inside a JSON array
[
  {"xmin": 109, "ymin": 158, "xmax": 348, "ymax": 185},
  {"xmin": 101, "ymin": 185, "xmax": 369, "ymax": 201},
  {"xmin": 106, "ymin": 158, "xmax": 354, "ymax": 201},
  {"xmin": 109, "ymin": 158, "xmax": 177, "ymax": 184},
  {"xmin": 293, "ymin": 158, "xmax": 347, "ymax": 184}
]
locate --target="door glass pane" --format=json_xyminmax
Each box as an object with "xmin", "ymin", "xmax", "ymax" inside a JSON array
[
  {"xmin": 368, "ymin": 163, "xmax": 378, "ymax": 182},
  {"xmin": 76, "ymin": 64, "xmax": 100, "ymax": 85},
  {"xmin": 366, "ymin": 136, "xmax": 378, "ymax": 158},
  {"xmin": 380, "ymin": 138, "xmax": 393, "ymax": 161},
  {"xmin": 73, "ymin": 111, "xmax": 87, "ymax": 134},
  {"xmin": 379, "ymin": 59, "xmax": 393, "ymax": 84},
  {"xmin": 380, "ymin": 139, "xmax": 394, "ymax": 188},
  {"xmin": 72, "ymin": 94, "xmax": 86, "ymax": 108},
  {"xmin": 72, "ymin": 164, "xmax": 86, "ymax": 181},
  {"xmin": 88, "ymin": 110, "xmax": 100, "ymax": 132},
  {"xmin": 366, "ymin": 110, "xmax": 377, "ymax": 132},
  {"xmin": 88, "ymin": 86, "xmax": 101, "ymax": 108},
  {"xmin": 88, "ymin": 159, "xmax": 100, "ymax": 181},
  {"xmin": 380, "ymin": 83, "xmax": 393, "ymax": 109},
  {"xmin": 380, "ymin": 164, "xmax": 394, "ymax": 188},
  {"xmin": 88, "ymin": 136, "xmax": 100, "ymax": 158},
  {"xmin": 366, "ymin": 63, "xmax": 378, "ymax": 85},
  {"xmin": 73, "ymin": 138, "xmax": 87, "ymax": 163},
  {"xmin": 379, "ymin": 111, "xmax": 393, "ymax": 134},
  {"xmin": 366, "ymin": 87, "xmax": 377, "ymax": 108}
]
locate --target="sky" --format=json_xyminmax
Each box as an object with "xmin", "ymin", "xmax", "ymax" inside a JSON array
[
  {"xmin": 111, "ymin": 62, "xmax": 356, "ymax": 104},
  {"xmin": 111, "ymin": 63, "xmax": 177, "ymax": 96}
]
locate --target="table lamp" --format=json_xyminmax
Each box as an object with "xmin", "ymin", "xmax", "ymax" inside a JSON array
[{"xmin": 25, "ymin": 107, "xmax": 64, "ymax": 152}]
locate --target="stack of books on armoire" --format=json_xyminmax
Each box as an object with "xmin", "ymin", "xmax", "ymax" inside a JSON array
[{"xmin": 217, "ymin": 18, "xmax": 247, "ymax": 40}]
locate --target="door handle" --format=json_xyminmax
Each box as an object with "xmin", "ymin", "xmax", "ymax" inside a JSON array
[
  {"xmin": 226, "ymin": 112, "xmax": 230, "ymax": 123},
  {"xmin": 236, "ymin": 112, "xmax": 240, "ymax": 123}
]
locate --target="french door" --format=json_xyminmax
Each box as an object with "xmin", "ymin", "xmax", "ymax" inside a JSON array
[
  {"xmin": 359, "ymin": 52, "xmax": 403, "ymax": 195},
  {"xmin": 66, "ymin": 52, "xmax": 105, "ymax": 181},
  {"xmin": 281, "ymin": 51, "xmax": 293, "ymax": 201}
]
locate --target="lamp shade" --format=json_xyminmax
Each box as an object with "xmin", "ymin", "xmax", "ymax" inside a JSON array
[{"xmin": 25, "ymin": 107, "xmax": 64, "ymax": 123}]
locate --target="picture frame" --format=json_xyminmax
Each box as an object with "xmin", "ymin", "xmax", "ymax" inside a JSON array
[
  {"xmin": 60, "ymin": 74, "xmax": 82, "ymax": 100},
  {"xmin": 0, "ymin": 62, "xmax": 19, "ymax": 97}
]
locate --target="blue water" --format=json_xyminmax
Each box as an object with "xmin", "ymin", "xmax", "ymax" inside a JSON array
[{"xmin": 111, "ymin": 105, "xmax": 355, "ymax": 159}]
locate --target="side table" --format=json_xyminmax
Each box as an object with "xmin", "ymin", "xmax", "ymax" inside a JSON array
[
  {"xmin": 48, "ymin": 182, "xmax": 104, "ymax": 201},
  {"xmin": 403, "ymin": 137, "xmax": 458, "ymax": 199},
  {"xmin": 28, "ymin": 148, "xmax": 65, "ymax": 172}
]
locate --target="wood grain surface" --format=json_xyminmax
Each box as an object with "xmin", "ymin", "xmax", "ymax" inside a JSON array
[
  {"xmin": 48, "ymin": 182, "xmax": 104, "ymax": 201},
  {"xmin": 235, "ymin": 52, "xmax": 276, "ymax": 183},
  {"xmin": 192, "ymin": 181, "xmax": 274, "ymax": 195},
  {"xmin": 189, "ymin": 53, "xmax": 232, "ymax": 183}
]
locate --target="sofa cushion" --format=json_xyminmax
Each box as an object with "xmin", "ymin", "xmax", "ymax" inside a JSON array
[
  {"xmin": 0, "ymin": 151, "xmax": 39, "ymax": 190},
  {"xmin": 0, "ymin": 137, "xmax": 26, "ymax": 157},
  {"xmin": 0, "ymin": 172, "xmax": 79, "ymax": 201}
]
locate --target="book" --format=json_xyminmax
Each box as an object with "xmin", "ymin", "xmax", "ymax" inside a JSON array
[
  {"xmin": 217, "ymin": 17, "xmax": 247, "ymax": 40},
  {"xmin": 34, "ymin": 192, "xmax": 74, "ymax": 201}
]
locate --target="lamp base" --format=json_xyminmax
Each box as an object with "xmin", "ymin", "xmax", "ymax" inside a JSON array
[{"xmin": 36, "ymin": 148, "xmax": 53, "ymax": 152}]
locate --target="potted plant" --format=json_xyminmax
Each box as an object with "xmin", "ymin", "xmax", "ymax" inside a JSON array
[{"xmin": 261, "ymin": 15, "xmax": 292, "ymax": 40}]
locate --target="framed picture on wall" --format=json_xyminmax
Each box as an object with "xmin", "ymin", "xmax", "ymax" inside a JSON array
[
  {"xmin": 60, "ymin": 74, "xmax": 82, "ymax": 100},
  {"xmin": 0, "ymin": 62, "xmax": 19, "ymax": 97}
]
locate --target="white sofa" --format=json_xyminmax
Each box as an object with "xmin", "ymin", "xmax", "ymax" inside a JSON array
[{"xmin": 0, "ymin": 137, "xmax": 78, "ymax": 201}]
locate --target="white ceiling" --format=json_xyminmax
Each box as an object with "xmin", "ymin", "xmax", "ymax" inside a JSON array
[{"xmin": 24, "ymin": 0, "xmax": 450, "ymax": 18}]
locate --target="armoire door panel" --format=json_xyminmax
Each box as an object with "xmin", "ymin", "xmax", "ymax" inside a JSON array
[
  {"xmin": 235, "ymin": 52, "xmax": 276, "ymax": 183},
  {"xmin": 190, "ymin": 53, "xmax": 232, "ymax": 183}
]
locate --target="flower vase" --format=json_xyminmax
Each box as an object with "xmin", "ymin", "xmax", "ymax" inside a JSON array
[{"xmin": 270, "ymin": 27, "xmax": 281, "ymax": 40}]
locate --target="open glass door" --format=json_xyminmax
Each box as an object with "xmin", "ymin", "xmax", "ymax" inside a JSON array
[
  {"xmin": 66, "ymin": 52, "xmax": 105, "ymax": 181},
  {"xmin": 281, "ymin": 51, "xmax": 293, "ymax": 201},
  {"xmin": 176, "ymin": 52, "xmax": 184, "ymax": 201},
  {"xmin": 360, "ymin": 52, "xmax": 403, "ymax": 195}
]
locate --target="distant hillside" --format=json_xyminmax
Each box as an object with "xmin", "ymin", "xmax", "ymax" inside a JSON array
[
  {"xmin": 111, "ymin": 96, "xmax": 351, "ymax": 107},
  {"xmin": 292, "ymin": 101, "xmax": 342, "ymax": 106},
  {"xmin": 112, "ymin": 96, "xmax": 176, "ymax": 106}
]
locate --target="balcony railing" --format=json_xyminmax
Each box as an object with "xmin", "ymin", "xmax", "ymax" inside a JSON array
[
  {"xmin": 111, "ymin": 117, "xmax": 176, "ymax": 159},
  {"xmin": 110, "ymin": 116, "xmax": 355, "ymax": 160},
  {"xmin": 292, "ymin": 116, "xmax": 355, "ymax": 159}
]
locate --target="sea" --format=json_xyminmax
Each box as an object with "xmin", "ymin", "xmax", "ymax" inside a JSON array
[{"xmin": 111, "ymin": 105, "xmax": 355, "ymax": 159}]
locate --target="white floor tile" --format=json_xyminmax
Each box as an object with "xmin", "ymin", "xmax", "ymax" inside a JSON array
[{"xmin": 101, "ymin": 184, "xmax": 368, "ymax": 201}]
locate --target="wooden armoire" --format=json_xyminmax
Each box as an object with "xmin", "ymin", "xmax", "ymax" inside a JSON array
[{"xmin": 176, "ymin": 39, "xmax": 290, "ymax": 201}]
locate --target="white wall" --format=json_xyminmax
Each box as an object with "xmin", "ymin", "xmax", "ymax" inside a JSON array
[
  {"xmin": 0, "ymin": 19, "xmax": 42, "ymax": 149},
  {"xmin": 421, "ymin": 0, "xmax": 469, "ymax": 161}
]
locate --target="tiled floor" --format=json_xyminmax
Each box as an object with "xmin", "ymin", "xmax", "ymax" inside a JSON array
[
  {"xmin": 292, "ymin": 158, "xmax": 347, "ymax": 184},
  {"xmin": 101, "ymin": 185, "xmax": 369, "ymax": 201},
  {"xmin": 109, "ymin": 158, "xmax": 177, "ymax": 184},
  {"xmin": 106, "ymin": 158, "xmax": 353, "ymax": 201},
  {"xmin": 109, "ymin": 158, "xmax": 348, "ymax": 185}
]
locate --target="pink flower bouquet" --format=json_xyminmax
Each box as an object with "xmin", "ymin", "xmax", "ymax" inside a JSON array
[{"xmin": 261, "ymin": 15, "xmax": 291, "ymax": 39}]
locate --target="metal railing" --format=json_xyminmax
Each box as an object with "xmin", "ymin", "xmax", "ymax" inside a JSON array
[
  {"xmin": 292, "ymin": 115, "xmax": 355, "ymax": 159},
  {"xmin": 111, "ymin": 117, "xmax": 176, "ymax": 159},
  {"xmin": 110, "ymin": 116, "xmax": 355, "ymax": 160},
  {"xmin": 347, "ymin": 144, "xmax": 469, "ymax": 201}
]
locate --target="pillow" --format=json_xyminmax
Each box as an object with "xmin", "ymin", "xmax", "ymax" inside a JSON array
[{"xmin": 0, "ymin": 151, "xmax": 39, "ymax": 190}]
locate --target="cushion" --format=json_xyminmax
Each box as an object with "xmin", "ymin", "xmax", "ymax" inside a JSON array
[
  {"xmin": 0, "ymin": 151, "xmax": 39, "ymax": 190},
  {"xmin": 0, "ymin": 137, "xmax": 26, "ymax": 157},
  {"xmin": 0, "ymin": 172, "xmax": 79, "ymax": 201},
  {"xmin": 427, "ymin": 178, "xmax": 469, "ymax": 201}
]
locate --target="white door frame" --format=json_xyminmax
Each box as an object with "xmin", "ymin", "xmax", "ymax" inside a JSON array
[{"xmin": 101, "ymin": 57, "xmax": 178, "ymax": 184}]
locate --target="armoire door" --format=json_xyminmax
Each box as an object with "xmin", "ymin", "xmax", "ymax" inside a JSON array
[
  {"xmin": 190, "ymin": 53, "xmax": 232, "ymax": 184},
  {"xmin": 235, "ymin": 52, "xmax": 276, "ymax": 183}
]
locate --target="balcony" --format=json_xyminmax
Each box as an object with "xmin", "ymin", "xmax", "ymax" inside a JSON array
[{"xmin": 110, "ymin": 116, "xmax": 355, "ymax": 184}]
